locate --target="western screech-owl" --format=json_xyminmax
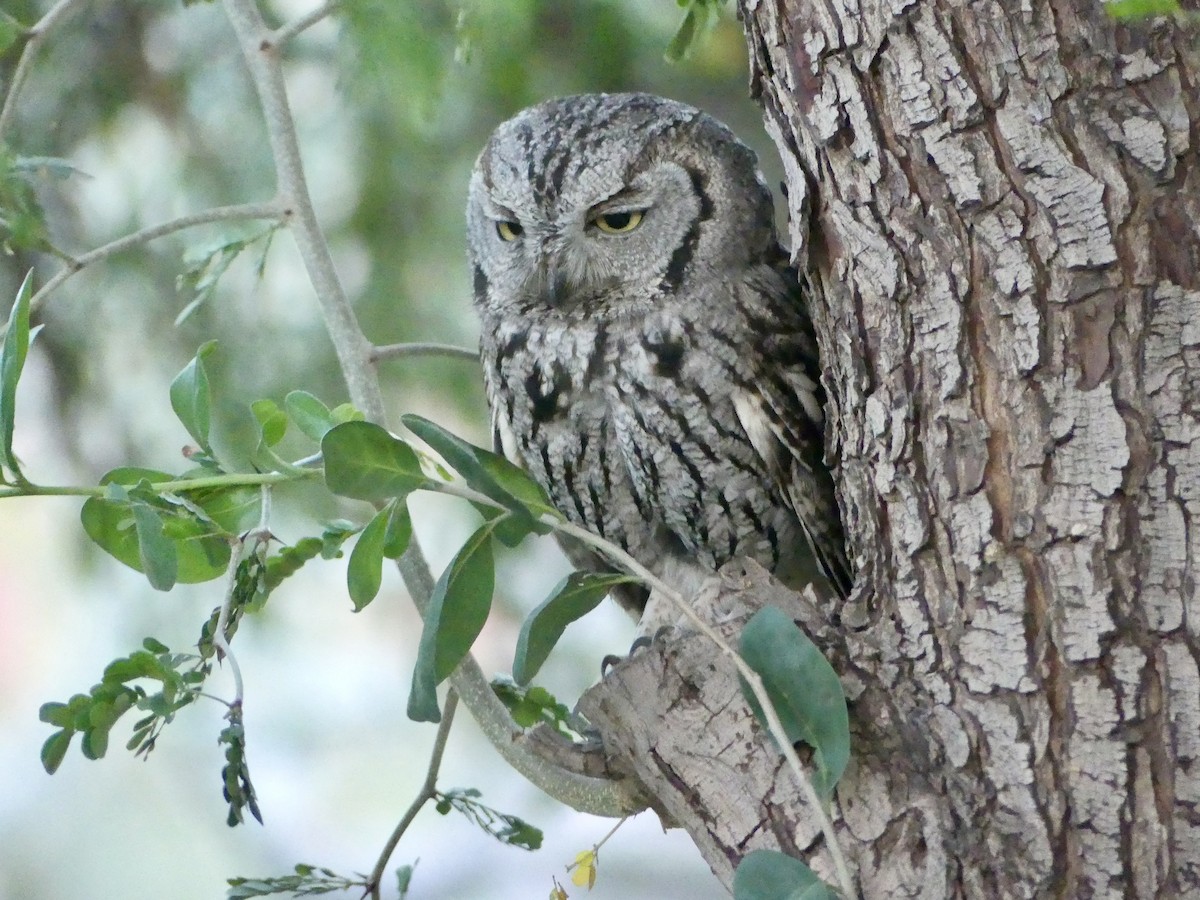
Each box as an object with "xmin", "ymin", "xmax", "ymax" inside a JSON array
[{"xmin": 467, "ymin": 93, "xmax": 851, "ymax": 628}]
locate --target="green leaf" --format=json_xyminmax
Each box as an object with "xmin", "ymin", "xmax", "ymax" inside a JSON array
[
  {"xmin": 320, "ymin": 520, "xmax": 358, "ymax": 558},
  {"xmin": 330, "ymin": 402, "xmax": 364, "ymax": 425},
  {"xmin": 0, "ymin": 17, "xmax": 23, "ymax": 57},
  {"xmin": 0, "ymin": 270, "xmax": 32, "ymax": 480},
  {"xmin": 1106, "ymin": 0, "xmax": 1180, "ymax": 17},
  {"xmin": 81, "ymin": 724, "xmax": 110, "ymax": 760},
  {"xmin": 0, "ymin": 149, "xmax": 52, "ymax": 253},
  {"xmin": 143, "ymin": 636, "xmax": 170, "ymax": 653},
  {"xmin": 170, "ymin": 340, "xmax": 217, "ymax": 454},
  {"xmin": 188, "ymin": 485, "xmax": 260, "ymax": 534},
  {"xmin": 220, "ymin": 706, "xmax": 262, "ymax": 826},
  {"xmin": 491, "ymin": 677, "xmax": 580, "ymax": 738},
  {"xmin": 396, "ymin": 863, "xmax": 415, "ymax": 898},
  {"xmin": 40, "ymin": 729, "xmax": 73, "ymax": 774},
  {"xmin": 401, "ymin": 413, "xmax": 556, "ymax": 534},
  {"xmin": 39, "ymin": 701, "xmax": 73, "ymax": 728},
  {"xmin": 513, "ymin": 572, "xmax": 639, "ymax": 684},
  {"xmin": 739, "ymin": 607, "xmax": 849, "ymax": 801},
  {"xmin": 347, "ymin": 503, "xmax": 391, "ymax": 611},
  {"xmin": 665, "ymin": 0, "xmax": 724, "ymax": 61},
  {"xmin": 733, "ymin": 850, "xmax": 832, "ymax": 900},
  {"xmin": 435, "ymin": 787, "xmax": 543, "ymax": 850},
  {"xmin": 250, "ymin": 398, "xmax": 288, "ymax": 448},
  {"xmin": 407, "ymin": 523, "xmax": 496, "ymax": 722},
  {"xmin": 322, "ymin": 420, "xmax": 431, "ymax": 501},
  {"xmin": 284, "ymin": 390, "xmax": 336, "ymax": 442},
  {"xmin": 174, "ymin": 224, "xmax": 279, "ymax": 324},
  {"xmin": 132, "ymin": 504, "xmax": 179, "ymax": 591},
  {"xmin": 665, "ymin": 7, "xmax": 698, "ymax": 62},
  {"xmin": 12, "ymin": 155, "xmax": 83, "ymax": 181},
  {"xmin": 382, "ymin": 500, "xmax": 412, "ymax": 559},
  {"xmin": 104, "ymin": 650, "xmax": 165, "ymax": 682},
  {"xmin": 82, "ymin": 470, "xmax": 232, "ymax": 584},
  {"xmin": 226, "ymin": 864, "xmax": 365, "ymax": 898}
]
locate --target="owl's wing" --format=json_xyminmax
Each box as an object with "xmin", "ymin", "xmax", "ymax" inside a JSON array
[{"xmin": 731, "ymin": 276, "xmax": 853, "ymax": 598}]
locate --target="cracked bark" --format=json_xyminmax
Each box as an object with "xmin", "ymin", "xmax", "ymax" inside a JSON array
[{"xmin": 577, "ymin": 2, "xmax": 1200, "ymax": 896}]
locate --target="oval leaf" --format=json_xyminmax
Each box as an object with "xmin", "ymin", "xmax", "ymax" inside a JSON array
[
  {"xmin": 0, "ymin": 270, "xmax": 33, "ymax": 479},
  {"xmin": 739, "ymin": 607, "xmax": 850, "ymax": 801},
  {"xmin": 382, "ymin": 499, "xmax": 412, "ymax": 559},
  {"xmin": 81, "ymin": 494, "xmax": 231, "ymax": 584},
  {"xmin": 188, "ymin": 485, "xmax": 260, "ymax": 534},
  {"xmin": 132, "ymin": 505, "xmax": 178, "ymax": 591},
  {"xmin": 251, "ymin": 398, "xmax": 288, "ymax": 448},
  {"xmin": 407, "ymin": 523, "xmax": 496, "ymax": 722},
  {"xmin": 322, "ymin": 421, "xmax": 430, "ymax": 502},
  {"xmin": 40, "ymin": 729, "xmax": 73, "ymax": 775},
  {"xmin": 347, "ymin": 505, "xmax": 390, "ymax": 611},
  {"xmin": 733, "ymin": 850, "xmax": 831, "ymax": 900},
  {"xmin": 170, "ymin": 340, "xmax": 217, "ymax": 453},
  {"xmin": 513, "ymin": 572, "xmax": 639, "ymax": 684},
  {"xmin": 401, "ymin": 413, "xmax": 556, "ymax": 532},
  {"xmin": 285, "ymin": 390, "xmax": 335, "ymax": 442}
]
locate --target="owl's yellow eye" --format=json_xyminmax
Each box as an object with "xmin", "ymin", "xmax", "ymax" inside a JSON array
[
  {"xmin": 496, "ymin": 220, "xmax": 523, "ymax": 241},
  {"xmin": 593, "ymin": 210, "xmax": 644, "ymax": 234}
]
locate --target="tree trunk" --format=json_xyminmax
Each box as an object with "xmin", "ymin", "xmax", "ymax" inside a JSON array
[{"xmin": 581, "ymin": 1, "xmax": 1200, "ymax": 896}]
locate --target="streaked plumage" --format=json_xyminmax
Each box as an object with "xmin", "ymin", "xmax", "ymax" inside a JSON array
[{"xmin": 467, "ymin": 93, "xmax": 851, "ymax": 624}]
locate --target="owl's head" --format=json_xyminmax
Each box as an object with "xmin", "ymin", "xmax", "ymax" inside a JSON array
[{"xmin": 467, "ymin": 93, "xmax": 779, "ymax": 321}]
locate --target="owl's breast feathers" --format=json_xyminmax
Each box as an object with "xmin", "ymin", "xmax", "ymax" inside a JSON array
[{"xmin": 480, "ymin": 260, "xmax": 852, "ymax": 602}]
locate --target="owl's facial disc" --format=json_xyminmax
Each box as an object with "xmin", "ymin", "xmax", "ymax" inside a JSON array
[{"xmin": 489, "ymin": 161, "xmax": 699, "ymax": 313}]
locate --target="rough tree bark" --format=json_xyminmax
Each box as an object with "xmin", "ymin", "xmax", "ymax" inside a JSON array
[{"xmin": 579, "ymin": 1, "xmax": 1200, "ymax": 896}]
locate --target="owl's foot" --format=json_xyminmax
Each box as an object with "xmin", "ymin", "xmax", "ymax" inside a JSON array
[{"xmin": 599, "ymin": 625, "xmax": 677, "ymax": 676}]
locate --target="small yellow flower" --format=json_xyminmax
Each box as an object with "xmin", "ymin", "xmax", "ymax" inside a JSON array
[{"xmin": 571, "ymin": 850, "xmax": 598, "ymax": 889}]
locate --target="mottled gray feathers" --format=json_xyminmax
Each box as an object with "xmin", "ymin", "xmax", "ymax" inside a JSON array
[{"xmin": 468, "ymin": 92, "xmax": 852, "ymax": 619}]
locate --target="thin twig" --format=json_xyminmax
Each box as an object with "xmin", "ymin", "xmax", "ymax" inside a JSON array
[
  {"xmin": 371, "ymin": 341, "xmax": 479, "ymax": 363},
  {"xmin": 566, "ymin": 815, "xmax": 627, "ymax": 877},
  {"xmin": 0, "ymin": 468, "xmax": 311, "ymax": 501},
  {"xmin": 273, "ymin": 0, "xmax": 340, "ymax": 46},
  {"xmin": 368, "ymin": 690, "xmax": 458, "ymax": 900},
  {"xmin": 213, "ymin": 539, "xmax": 246, "ymax": 704},
  {"xmin": 0, "ymin": 0, "xmax": 88, "ymax": 142},
  {"xmin": 24, "ymin": 200, "xmax": 284, "ymax": 324}
]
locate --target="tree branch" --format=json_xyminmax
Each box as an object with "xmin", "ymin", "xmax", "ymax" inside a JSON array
[
  {"xmin": 22, "ymin": 201, "xmax": 284, "ymax": 324},
  {"xmin": 220, "ymin": 0, "xmax": 643, "ymax": 820},
  {"xmin": 368, "ymin": 689, "xmax": 457, "ymax": 900},
  {"xmin": 372, "ymin": 342, "xmax": 479, "ymax": 363},
  {"xmin": 273, "ymin": 0, "xmax": 340, "ymax": 47},
  {"xmin": 0, "ymin": 0, "xmax": 88, "ymax": 143},
  {"xmin": 221, "ymin": 0, "xmax": 381, "ymax": 421}
]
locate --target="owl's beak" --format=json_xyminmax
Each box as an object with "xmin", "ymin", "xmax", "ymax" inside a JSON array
[{"xmin": 537, "ymin": 254, "xmax": 572, "ymax": 308}]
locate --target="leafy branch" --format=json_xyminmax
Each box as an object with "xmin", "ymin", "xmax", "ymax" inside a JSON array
[{"xmin": 219, "ymin": 0, "xmax": 642, "ymax": 820}]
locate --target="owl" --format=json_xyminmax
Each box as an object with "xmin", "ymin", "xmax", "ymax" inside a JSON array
[{"xmin": 466, "ymin": 93, "xmax": 852, "ymax": 630}]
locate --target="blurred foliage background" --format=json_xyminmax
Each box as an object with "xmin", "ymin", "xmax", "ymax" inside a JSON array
[{"xmin": 0, "ymin": 1, "xmax": 782, "ymax": 897}]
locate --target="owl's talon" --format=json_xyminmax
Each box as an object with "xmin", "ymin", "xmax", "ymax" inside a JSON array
[
  {"xmin": 600, "ymin": 653, "xmax": 623, "ymax": 676},
  {"xmin": 629, "ymin": 634, "xmax": 654, "ymax": 655}
]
